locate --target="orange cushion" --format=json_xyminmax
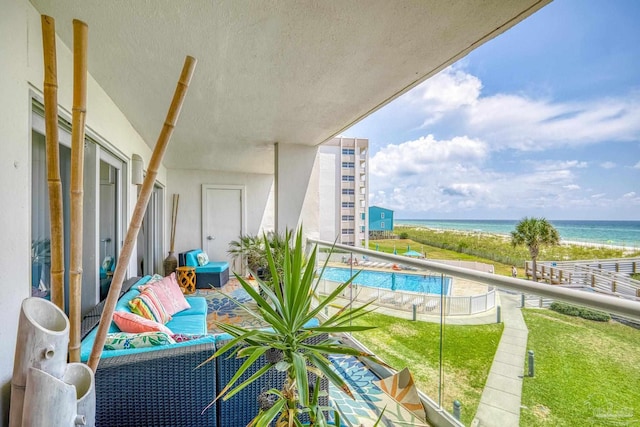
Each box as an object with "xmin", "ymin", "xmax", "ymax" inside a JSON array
[{"xmin": 113, "ymin": 311, "xmax": 173, "ymax": 334}]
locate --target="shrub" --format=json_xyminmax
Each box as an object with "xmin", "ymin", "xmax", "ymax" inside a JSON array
[
  {"xmin": 550, "ymin": 302, "xmax": 610, "ymax": 322},
  {"xmin": 578, "ymin": 309, "xmax": 611, "ymax": 322},
  {"xmin": 550, "ymin": 302, "xmax": 581, "ymax": 317},
  {"xmin": 398, "ymin": 232, "xmax": 409, "ymax": 239}
]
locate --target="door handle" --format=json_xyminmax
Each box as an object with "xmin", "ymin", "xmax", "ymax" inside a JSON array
[{"xmin": 207, "ymin": 235, "xmax": 215, "ymax": 241}]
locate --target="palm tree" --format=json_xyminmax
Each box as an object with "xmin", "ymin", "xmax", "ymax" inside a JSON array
[{"xmin": 511, "ymin": 217, "xmax": 560, "ymax": 282}]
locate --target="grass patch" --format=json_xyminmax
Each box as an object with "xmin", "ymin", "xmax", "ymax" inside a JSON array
[
  {"xmin": 369, "ymin": 238, "xmax": 515, "ymax": 276},
  {"xmin": 522, "ymin": 309, "xmax": 640, "ymax": 426},
  {"xmin": 351, "ymin": 311, "xmax": 503, "ymax": 426},
  {"xmin": 390, "ymin": 226, "xmax": 640, "ymax": 268}
]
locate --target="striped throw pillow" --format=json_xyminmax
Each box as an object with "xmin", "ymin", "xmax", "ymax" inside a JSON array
[{"xmin": 129, "ymin": 288, "xmax": 172, "ymax": 324}]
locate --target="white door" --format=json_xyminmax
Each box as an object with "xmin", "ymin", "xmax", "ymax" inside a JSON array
[{"xmin": 202, "ymin": 185, "xmax": 244, "ymax": 271}]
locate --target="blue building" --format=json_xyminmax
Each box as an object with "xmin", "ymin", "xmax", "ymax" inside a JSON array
[{"xmin": 368, "ymin": 206, "xmax": 393, "ymax": 238}]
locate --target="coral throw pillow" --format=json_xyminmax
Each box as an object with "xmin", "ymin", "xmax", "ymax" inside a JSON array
[
  {"xmin": 104, "ymin": 331, "xmax": 176, "ymax": 350},
  {"xmin": 197, "ymin": 252, "xmax": 209, "ymax": 266},
  {"xmin": 113, "ymin": 311, "xmax": 173, "ymax": 334},
  {"xmin": 129, "ymin": 287, "xmax": 172, "ymax": 324},
  {"xmin": 139, "ymin": 273, "xmax": 191, "ymax": 316}
]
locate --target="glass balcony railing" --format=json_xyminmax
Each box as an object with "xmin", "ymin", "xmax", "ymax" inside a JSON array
[{"xmin": 308, "ymin": 239, "xmax": 640, "ymax": 427}]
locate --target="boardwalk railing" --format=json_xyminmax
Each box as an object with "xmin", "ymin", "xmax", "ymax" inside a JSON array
[{"xmin": 526, "ymin": 257, "xmax": 640, "ymax": 299}]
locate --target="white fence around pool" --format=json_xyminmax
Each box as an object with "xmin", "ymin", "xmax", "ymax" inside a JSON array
[{"xmin": 316, "ymin": 278, "xmax": 496, "ymax": 316}]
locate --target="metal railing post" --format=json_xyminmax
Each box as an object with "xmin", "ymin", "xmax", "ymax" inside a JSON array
[{"xmin": 453, "ymin": 400, "xmax": 461, "ymax": 420}]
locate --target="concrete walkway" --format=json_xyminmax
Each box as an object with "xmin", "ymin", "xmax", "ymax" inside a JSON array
[{"xmin": 472, "ymin": 292, "xmax": 529, "ymax": 427}]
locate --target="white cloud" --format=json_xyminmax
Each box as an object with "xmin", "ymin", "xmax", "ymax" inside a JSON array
[
  {"xmin": 369, "ymin": 135, "xmax": 487, "ymax": 180},
  {"xmin": 405, "ymin": 66, "xmax": 482, "ymax": 126},
  {"xmin": 367, "ymin": 134, "xmax": 586, "ymax": 215},
  {"xmin": 634, "ymin": 161, "xmax": 640, "ymax": 169},
  {"xmin": 404, "ymin": 67, "xmax": 640, "ymax": 152},
  {"xmin": 529, "ymin": 160, "xmax": 588, "ymax": 172},
  {"xmin": 600, "ymin": 161, "xmax": 616, "ymax": 169},
  {"xmin": 623, "ymin": 191, "xmax": 636, "ymax": 198}
]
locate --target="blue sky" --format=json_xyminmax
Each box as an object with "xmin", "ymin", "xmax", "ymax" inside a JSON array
[{"xmin": 344, "ymin": 0, "xmax": 640, "ymax": 221}]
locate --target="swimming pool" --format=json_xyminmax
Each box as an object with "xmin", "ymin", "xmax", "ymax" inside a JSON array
[{"xmin": 321, "ymin": 267, "xmax": 451, "ymax": 295}]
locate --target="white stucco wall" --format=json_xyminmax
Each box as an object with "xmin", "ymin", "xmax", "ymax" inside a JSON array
[
  {"xmin": 318, "ymin": 149, "xmax": 339, "ymax": 242},
  {"xmin": 0, "ymin": 2, "xmax": 165, "ymax": 423},
  {"xmin": 275, "ymin": 143, "xmax": 319, "ymax": 236},
  {"xmin": 166, "ymin": 168, "xmax": 275, "ymax": 257}
]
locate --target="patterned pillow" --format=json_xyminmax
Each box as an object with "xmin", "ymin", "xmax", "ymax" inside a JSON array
[
  {"xmin": 113, "ymin": 310, "xmax": 173, "ymax": 334},
  {"xmin": 129, "ymin": 288, "xmax": 172, "ymax": 324},
  {"xmin": 171, "ymin": 333, "xmax": 207, "ymax": 343},
  {"xmin": 103, "ymin": 332, "xmax": 176, "ymax": 350},
  {"xmin": 147, "ymin": 273, "xmax": 164, "ymax": 283},
  {"xmin": 373, "ymin": 367, "xmax": 427, "ymax": 420},
  {"xmin": 139, "ymin": 273, "xmax": 191, "ymax": 316},
  {"xmin": 197, "ymin": 251, "xmax": 209, "ymax": 266}
]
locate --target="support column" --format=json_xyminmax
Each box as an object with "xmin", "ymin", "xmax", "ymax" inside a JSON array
[{"xmin": 274, "ymin": 143, "xmax": 319, "ymax": 237}]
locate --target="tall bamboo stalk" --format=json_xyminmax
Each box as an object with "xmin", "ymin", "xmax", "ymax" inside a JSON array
[
  {"xmin": 68, "ymin": 19, "xmax": 88, "ymax": 363},
  {"xmin": 88, "ymin": 56, "xmax": 197, "ymax": 371},
  {"xmin": 41, "ymin": 15, "xmax": 65, "ymax": 311}
]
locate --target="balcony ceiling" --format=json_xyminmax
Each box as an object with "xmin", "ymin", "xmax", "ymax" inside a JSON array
[{"xmin": 29, "ymin": 0, "xmax": 549, "ymax": 173}]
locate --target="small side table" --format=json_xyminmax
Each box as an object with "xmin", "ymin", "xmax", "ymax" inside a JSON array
[{"xmin": 176, "ymin": 266, "xmax": 196, "ymax": 294}]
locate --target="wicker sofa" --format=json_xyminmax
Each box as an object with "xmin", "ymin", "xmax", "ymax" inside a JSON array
[{"xmin": 80, "ymin": 276, "xmax": 328, "ymax": 427}]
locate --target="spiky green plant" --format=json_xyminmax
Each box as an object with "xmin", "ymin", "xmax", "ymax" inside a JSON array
[{"xmin": 202, "ymin": 227, "xmax": 383, "ymax": 426}]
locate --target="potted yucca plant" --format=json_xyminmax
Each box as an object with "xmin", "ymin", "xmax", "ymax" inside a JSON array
[{"xmin": 204, "ymin": 227, "xmax": 384, "ymax": 426}]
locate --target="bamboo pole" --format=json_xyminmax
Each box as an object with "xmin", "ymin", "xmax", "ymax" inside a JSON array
[
  {"xmin": 41, "ymin": 15, "xmax": 65, "ymax": 311},
  {"xmin": 68, "ymin": 19, "xmax": 88, "ymax": 363},
  {"xmin": 88, "ymin": 56, "xmax": 197, "ymax": 371}
]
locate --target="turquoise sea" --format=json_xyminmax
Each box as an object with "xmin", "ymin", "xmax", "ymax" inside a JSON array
[{"xmin": 395, "ymin": 219, "xmax": 640, "ymax": 249}]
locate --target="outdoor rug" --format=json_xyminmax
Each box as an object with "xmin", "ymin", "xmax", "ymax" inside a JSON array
[{"xmin": 194, "ymin": 279, "xmax": 269, "ymax": 334}]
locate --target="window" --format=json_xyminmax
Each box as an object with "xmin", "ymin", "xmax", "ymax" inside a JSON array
[
  {"xmin": 31, "ymin": 102, "xmax": 128, "ymax": 311},
  {"xmin": 342, "ymin": 228, "xmax": 354, "ymax": 235},
  {"xmin": 342, "ymin": 175, "xmax": 355, "ymax": 182},
  {"xmin": 342, "ymin": 215, "xmax": 354, "ymax": 221},
  {"xmin": 380, "ymin": 221, "xmax": 385, "ymax": 229},
  {"xmin": 342, "ymin": 188, "xmax": 355, "ymax": 195},
  {"xmin": 342, "ymin": 148, "xmax": 355, "ymax": 155},
  {"xmin": 342, "ymin": 202, "xmax": 355, "ymax": 208},
  {"xmin": 342, "ymin": 162, "xmax": 355, "ymax": 168},
  {"xmin": 381, "ymin": 212, "xmax": 385, "ymax": 219}
]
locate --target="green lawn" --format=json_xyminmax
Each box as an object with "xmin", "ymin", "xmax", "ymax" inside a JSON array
[
  {"xmin": 521, "ymin": 309, "xmax": 640, "ymax": 426},
  {"xmin": 351, "ymin": 311, "xmax": 503, "ymax": 426}
]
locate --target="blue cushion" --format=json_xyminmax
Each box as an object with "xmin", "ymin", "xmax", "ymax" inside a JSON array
[
  {"xmin": 166, "ymin": 314, "xmax": 207, "ymax": 335},
  {"xmin": 116, "ymin": 289, "xmax": 140, "ymax": 313},
  {"xmin": 174, "ymin": 296, "xmax": 207, "ymax": 317},
  {"xmin": 185, "ymin": 250, "xmax": 203, "ymax": 267},
  {"xmin": 196, "ymin": 262, "xmax": 229, "ymax": 274}
]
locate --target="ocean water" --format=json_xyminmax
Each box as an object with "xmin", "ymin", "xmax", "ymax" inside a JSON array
[{"xmin": 395, "ymin": 219, "xmax": 640, "ymax": 249}]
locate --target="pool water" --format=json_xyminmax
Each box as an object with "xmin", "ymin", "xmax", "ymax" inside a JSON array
[{"xmin": 321, "ymin": 267, "xmax": 451, "ymax": 295}]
